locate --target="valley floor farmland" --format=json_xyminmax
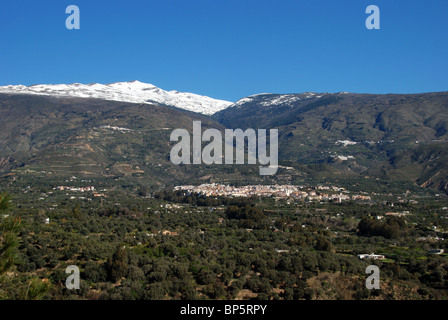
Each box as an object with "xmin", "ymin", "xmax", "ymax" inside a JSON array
[{"xmin": 1, "ymin": 175, "xmax": 448, "ymax": 300}]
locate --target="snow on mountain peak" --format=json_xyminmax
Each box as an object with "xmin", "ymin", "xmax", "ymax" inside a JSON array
[{"xmin": 0, "ymin": 81, "xmax": 233, "ymax": 115}]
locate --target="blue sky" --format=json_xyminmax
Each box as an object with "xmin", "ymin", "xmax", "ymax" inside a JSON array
[{"xmin": 0, "ymin": 0, "xmax": 447, "ymax": 102}]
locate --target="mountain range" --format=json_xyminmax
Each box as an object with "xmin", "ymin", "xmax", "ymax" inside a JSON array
[
  {"xmin": 0, "ymin": 81, "xmax": 232, "ymax": 115},
  {"xmin": 215, "ymin": 91, "xmax": 448, "ymax": 191},
  {"xmin": 0, "ymin": 81, "xmax": 447, "ymax": 193}
]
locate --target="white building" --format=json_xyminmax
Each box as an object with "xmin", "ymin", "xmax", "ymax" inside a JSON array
[{"xmin": 357, "ymin": 253, "xmax": 385, "ymax": 260}]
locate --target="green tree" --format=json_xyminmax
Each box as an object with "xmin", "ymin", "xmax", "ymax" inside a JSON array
[
  {"xmin": 0, "ymin": 193, "xmax": 21, "ymax": 276},
  {"xmin": 315, "ymin": 236, "xmax": 333, "ymax": 252},
  {"xmin": 84, "ymin": 261, "xmax": 107, "ymax": 283},
  {"xmin": 1, "ymin": 194, "xmax": 50, "ymax": 300},
  {"xmin": 24, "ymin": 277, "xmax": 51, "ymax": 300},
  {"xmin": 107, "ymin": 246, "xmax": 128, "ymax": 282}
]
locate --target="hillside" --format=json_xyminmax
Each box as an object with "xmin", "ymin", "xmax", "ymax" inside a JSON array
[
  {"xmin": 0, "ymin": 94, "xmax": 261, "ymax": 188},
  {"xmin": 214, "ymin": 91, "xmax": 448, "ymax": 191},
  {"xmin": 1, "ymin": 90, "xmax": 448, "ymax": 192}
]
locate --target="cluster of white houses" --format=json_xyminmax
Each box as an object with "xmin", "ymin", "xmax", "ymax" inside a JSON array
[
  {"xmin": 53, "ymin": 186, "xmax": 106, "ymax": 198},
  {"xmin": 174, "ymin": 183, "xmax": 371, "ymax": 202},
  {"xmin": 54, "ymin": 186, "xmax": 95, "ymax": 192}
]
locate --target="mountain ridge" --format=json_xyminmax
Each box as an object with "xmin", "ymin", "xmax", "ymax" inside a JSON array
[
  {"xmin": 214, "ymin": 90, "xmax": 448, "ymax": 192},
  {"xmin": 0, "ymin": 81, "xmax": 233, "ymax": 116},
  {"xmin": 1, "ymin": 89, "xmax": 448, "ymax": 192}
]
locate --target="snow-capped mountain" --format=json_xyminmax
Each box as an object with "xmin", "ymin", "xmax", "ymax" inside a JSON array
[
  {"xmin": 213, "ymin": 91, "xmax": 353, "ymax": 129},
  {"xmin": 0, "ymin": 81, "xmax": 233, "ymax": 115},
  {"xmin": 231, "ymin": 92, "xmax": 350, "ymax": 109}
]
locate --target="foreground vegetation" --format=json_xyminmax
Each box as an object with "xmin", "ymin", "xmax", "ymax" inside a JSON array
[{"xmin": 1, "ymin": 177, "xmax": 448, "ymax": 300}]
